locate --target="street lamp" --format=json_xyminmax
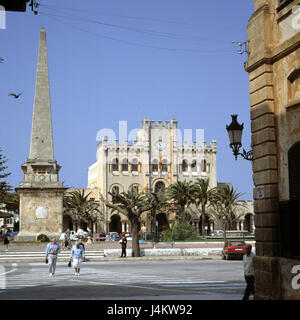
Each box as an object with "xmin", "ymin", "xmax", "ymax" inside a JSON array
[
  {"xmin": 226, "ymin": 114, "xmax": 253, "ymax": 161},
  {"xmin": 0, "ymin": 0, "xmax": 39, "ymax": 14}
]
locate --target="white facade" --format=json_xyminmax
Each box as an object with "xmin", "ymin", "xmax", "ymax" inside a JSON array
[{"xmin": 88, "ymin": 119, "xmax": 217, "ymax": 233}]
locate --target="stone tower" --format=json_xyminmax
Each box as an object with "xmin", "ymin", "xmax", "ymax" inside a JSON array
[{"xmin": 15, "ymin": 27, "xmax": 66, "ymax": 241}]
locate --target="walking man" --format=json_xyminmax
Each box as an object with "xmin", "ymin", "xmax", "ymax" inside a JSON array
[
  {"xmin": 69, "ymin": 241, "xmax": 85, "ymax": 276},
  {"xmin": 120, "ymin": 234, "xmax": 127, "ymax": 258},
  {"xmin": 242, "ymin": 243, "xmax": 255, "ymax": 300},
  {"xmin": 45, "ymin": 237, "xmax": 61, "ymax": 277}
]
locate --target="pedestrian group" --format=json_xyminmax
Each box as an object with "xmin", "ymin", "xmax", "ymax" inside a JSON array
[{"xmin": 43, "ymin": 229, "xmax": 256, "ymax": 300}]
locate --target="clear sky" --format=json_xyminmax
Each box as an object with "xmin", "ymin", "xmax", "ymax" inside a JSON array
[{"xmin": 0, "ymin": 0, "xmax": 254, "ymax": 199}]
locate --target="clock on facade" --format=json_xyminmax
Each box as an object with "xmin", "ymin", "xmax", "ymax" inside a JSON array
[{"xmin": 156, "ymin": 141, "xmax": 165, "ymax": 150}]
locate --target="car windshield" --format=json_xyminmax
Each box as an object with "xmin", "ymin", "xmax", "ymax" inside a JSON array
[{"xmin": 230, "ymin": 241, "xmax": 245, "ymax": 246}]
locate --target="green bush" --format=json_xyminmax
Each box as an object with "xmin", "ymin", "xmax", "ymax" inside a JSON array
[
  {"xmin": 161, "ymin": 229, "xmax": 173, "ymax": 242},
  {"xmin": 171, "ymin": 222, "xmax": 197, "ymax": 241},
  {"xmin": 37, "ymin": 234, "xmax": 49, "ymax": 242}
]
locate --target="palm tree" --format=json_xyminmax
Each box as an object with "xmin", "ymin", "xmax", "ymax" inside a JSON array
[
  {"xmin": 64, "ymin": 189, "xmax": 102, "ymax": 231},
  {"xmin": 193, "ymin": 178, "xmax": 216, "ymax": 236},
  {"xmin": 210, "ymin": 184, "xmax": 246, "ymax": 245},
  {"xmin": 102, "ymin": 189, "xmax": 153, "ymax": 257},
  {"xmin": 166, "ymin": 180, "xmax": 196, "ymax": 222}
]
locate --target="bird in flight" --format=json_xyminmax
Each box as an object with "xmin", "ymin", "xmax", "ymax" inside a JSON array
[
  {"xmin": 0, "ymin": 57, "xmax": 4, "ymax": 63},
  {"xmin": 9, "ymin": 92, "xmax": 22, "ymax": 99}
]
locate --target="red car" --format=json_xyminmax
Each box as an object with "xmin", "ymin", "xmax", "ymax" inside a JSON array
[
  {"xmin": 93, "ymin": 232, "xmax": 106, "ymax": 242},
  {"xmin": 222, "ymin": 240, "xmax": 246, "ymax": 260}
]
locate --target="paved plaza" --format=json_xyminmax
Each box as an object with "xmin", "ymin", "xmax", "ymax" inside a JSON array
[{"xmin": 0, "ymin": 259, "xmax": 249, "ymax": 300}]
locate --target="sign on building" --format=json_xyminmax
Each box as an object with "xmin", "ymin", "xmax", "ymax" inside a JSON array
[{"xmin": 36, "ymin": 207, "xmax": 48, "ymax": 219}]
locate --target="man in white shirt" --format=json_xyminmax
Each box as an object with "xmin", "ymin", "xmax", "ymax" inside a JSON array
[
  {"xmin": 77, "ymin": 228, "xmax": 84, "ymax": 237},
  {"xmin": 45, "ymin": 237, "xmax": 61, "ymax": 277},
  {"xmin": 242, "ymin": 243, "xmax": 255, "ymax": 300}
]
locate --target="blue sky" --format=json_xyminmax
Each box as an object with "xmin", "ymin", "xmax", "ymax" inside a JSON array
[{"xmin": 0, "ymin": 0, "xmax": 254, "ymax": 199}]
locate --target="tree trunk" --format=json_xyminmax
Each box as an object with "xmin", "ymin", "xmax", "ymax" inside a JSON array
[
  {"xmin": 130, "ymin": 216, "xmax": 141, "ymax": 257},
  {"xmin": 178, "ymin": 206, "xmax": 185, "ymax": 223},
  {"xmin": 223, "ymin": 221, "xmax": 227, "ymax": 247},
  {"xmin": 201, "ymin": 206, "xmax": 206, "ymax": 236}
]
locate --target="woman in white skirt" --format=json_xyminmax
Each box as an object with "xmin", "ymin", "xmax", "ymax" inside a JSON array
[{"xmin": 69, "ymin": 241, "xmax": 85, "ymax": 276}]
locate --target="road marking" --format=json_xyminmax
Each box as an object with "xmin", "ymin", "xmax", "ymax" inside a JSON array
[{"xmin": 0, "ymin": 268, "xmax": 17, "ymax": 276}]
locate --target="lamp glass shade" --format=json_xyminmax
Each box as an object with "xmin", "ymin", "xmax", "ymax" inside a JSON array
[
  {"xmin": 232, "ymin": 129, "xmax": 243, "ymax": 145},
  {"xmin": 226, "ymin": 114, "xmax": 244, "ymax": 145}
]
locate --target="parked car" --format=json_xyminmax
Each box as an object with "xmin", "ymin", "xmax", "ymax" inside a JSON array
[
  {"xmin": 211, "ymin": 230, "xmax": 224, "ymax": 237},
  {"xmin": 106, "ymin": 232, "xmax": 120, "ymax": 241},
  {"xmin": 70, "ymin": 231, "xmax": 78, "ymax": 241},
  {"xmin": 222, "ymin": 240, "xmax": 246, "ymax": 260},
  {"xmin": 121, "ymin": 232, "xmax": 132, "ymax": 240},
  {"xmin": 93, "ymin": 232, "xmax": 106, "ymax": 242},
  {"xmin": 125, "ymin": 233, "xmax": 132, "ymax": 240}
]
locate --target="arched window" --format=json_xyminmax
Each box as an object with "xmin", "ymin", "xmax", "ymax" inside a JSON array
[
  {"xmin": 288, "ymin": 69, "xmax": 300, "ymax": 101},
  {"xmin": 152, "ymin": 159, "xmax": 158, "ymax": 172},
  {"xmin": 112, "ymin": 158, "xmax": 119, "ymax": 172},
  {"xmin": 121, "ymin": 158, "xmax": 128, "ymax": 172},
  {"xmin": 201, "ymin": 159, "xmax": 207, "ymax": 172},
  {"xmin": 191, "ymin": 160, "xmax": 197, "ymax": 172},
  {"xmin": 131, "ymin": 158, "xmax": 138, "ymax": 172},
  {"xmin": 161, "ymin": 159, "xmax": 168, "ymax": 172},
  {"xmin": 111, "ymin": 185, "xmax": 120, "ymax": 195},
  {"xmin": 182, "ymin": 160, "xmax": 188, "ymax": 172},
  {"xmin": 154, "ymin": 181, "xmax": 165, "ymax": 193},
  {"xmin": 130, "ymin": 184, "xmax": 141, "ymax": 193}
]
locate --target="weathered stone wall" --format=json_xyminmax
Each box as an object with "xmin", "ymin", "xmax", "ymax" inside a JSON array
[
  {"xmin": 16, "ymin": 189, "xmax": 64, "ymax": 241},
  {"xmin": 246, "ymin": 0, "xmax": 300, "ymax": 299}
]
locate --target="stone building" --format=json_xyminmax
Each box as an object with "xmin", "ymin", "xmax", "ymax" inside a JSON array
[
  {"xmin": 87, "ymin": 119, "xmax": 254, "ymax": 235},
  {"xmin": 88, "ymin": 119, "xmax": 217, "ymax": 234},
  {"xmin": 245, "ymin": 0, "xmax": 300, "ymax": 299}
]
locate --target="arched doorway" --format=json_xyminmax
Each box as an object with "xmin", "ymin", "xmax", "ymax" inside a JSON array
[
  {"xmin": 154, "ymin": 181, "xmax": 165, "ymax": 193},
  {"xmin": 199, "ymin": 214, "xmax": 210, "ymax": 235},
  {"xmin": 63, "ymin": 215, "xmax": 72, "ymax": 231},
  {"xmin": 156, "ymin": 212, "xmax": 169, "ymax": 232},
  {"xmin": 109, "ymin": 214, "xmax": 122, "ymax": 234}
]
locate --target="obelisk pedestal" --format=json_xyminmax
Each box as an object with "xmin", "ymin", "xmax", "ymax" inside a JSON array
[{"xmin": 15, "ymin": 27, "xmax": 66, "ymax": 241}]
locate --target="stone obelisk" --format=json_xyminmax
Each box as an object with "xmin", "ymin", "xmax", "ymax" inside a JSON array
[{"xmin": 15, "ymin": 27, "xmax": 66, "ymax": 241}]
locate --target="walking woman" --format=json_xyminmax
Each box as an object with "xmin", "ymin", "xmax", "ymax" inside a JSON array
[
  {"xmin": 2, "ymin": 229, "xmax": 11, "ymax": 251},
  {"xmin": 69, "ymin": 241, "xmax": 85, "ymax": 276}
]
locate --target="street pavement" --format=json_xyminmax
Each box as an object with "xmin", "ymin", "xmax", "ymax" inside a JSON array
[
  {"xmin": 0, "ymin": 259, "xmax": 250, "ymax": 300},
  {"xmin": 2, "ymin": 240, "xmax": 255, "ymax": 252}
]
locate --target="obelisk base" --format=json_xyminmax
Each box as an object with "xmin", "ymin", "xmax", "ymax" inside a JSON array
[{"xmin": 15, "ymin": 187, "xmax": 66, "ymax": 242}]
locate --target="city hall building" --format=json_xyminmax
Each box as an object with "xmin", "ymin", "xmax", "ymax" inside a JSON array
[{"xmin": 86, "ymin": 119, "xmax": 253, "ymax": 234}]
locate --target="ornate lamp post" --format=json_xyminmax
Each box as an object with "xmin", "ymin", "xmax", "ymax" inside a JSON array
[{"xmin": 226, "ymin": 114, "xmax": 253, "ymax": 161}]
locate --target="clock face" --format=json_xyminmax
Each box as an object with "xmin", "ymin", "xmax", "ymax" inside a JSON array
[{"xmin": 156, "ymin": 141, "xmax": 164, "ymax": 150}]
